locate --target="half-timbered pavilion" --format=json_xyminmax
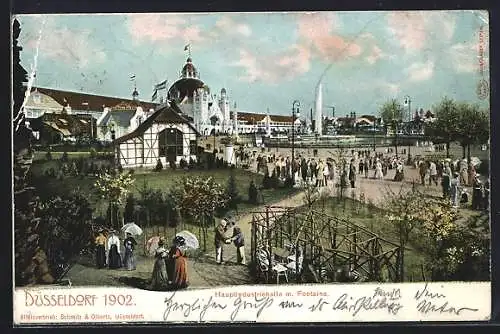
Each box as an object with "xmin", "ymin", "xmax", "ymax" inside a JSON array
[{"xmin": 113, "ymin": 101, "xmax": 200, "ymax": 168}]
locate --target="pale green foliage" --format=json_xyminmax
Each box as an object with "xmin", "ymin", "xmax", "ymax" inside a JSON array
[
  {"xmin": 172, "ymin": 176, "xmax": 229, "ymax": 219},
  {"xmin": 94, "ymin": 171, "xmax": 136, "ymax": 205},
  {"xmin": 385, "ymin": 186, "xmax": 458, "ymax": 243},
  {"xmin": 379, "ymin": 98, "xmax": 404, "ymax": 124}
]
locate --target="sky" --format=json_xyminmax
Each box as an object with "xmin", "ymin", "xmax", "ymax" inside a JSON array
[{"xmin": 14, "ymin": 11, "xmax": 490, "ymax": 117}]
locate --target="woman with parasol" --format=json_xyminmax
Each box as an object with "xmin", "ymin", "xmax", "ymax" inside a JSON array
[
  {"xmin": 123, "ymin": 232, "xmax": 138, "ymax": 271},
  {"xmin": 150, "ymin": 237, "xmax": 169, "ymax": 290},
  {"xmin": 168, "ymin": 236, "xmax": 188, "ymax": 290}
]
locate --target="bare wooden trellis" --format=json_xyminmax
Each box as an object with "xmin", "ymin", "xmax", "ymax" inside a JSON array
[{"xmin": 251, "ymin": 206, "xmax": 402, "ymax": 283}]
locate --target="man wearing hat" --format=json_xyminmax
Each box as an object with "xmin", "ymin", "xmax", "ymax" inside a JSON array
[{"xmin": 215, "ymin": 219, "xmax": 230, "ymax": 264}]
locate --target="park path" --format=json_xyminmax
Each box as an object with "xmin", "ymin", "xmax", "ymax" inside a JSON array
[{"xmin": 65, "ymin": 166, "xmax": 466, "ymax": 289}]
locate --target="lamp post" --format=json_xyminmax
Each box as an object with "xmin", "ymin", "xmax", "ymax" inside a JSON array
[
  {"xmin": 110, "ymin": 123, "xmax": 116, "ymax": 172},
  {"xmin": 291, "ymin": 100, "xmax": 300, "ymax": 186},
  {"xmin": 404, "ymin": 95, "xmax": 412, "ymax": 163}
]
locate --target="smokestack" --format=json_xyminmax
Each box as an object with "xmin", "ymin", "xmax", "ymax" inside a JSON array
[{"xmin": 315, "ymin": 83, "xmax": 323, "ymax": 136}]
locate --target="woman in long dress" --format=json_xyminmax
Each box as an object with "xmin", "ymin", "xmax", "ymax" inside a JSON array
[
  {"xmin": 107, "ymin": 230, "xmax": 122, "ymax": 269},
  {"xmin": 150, "ymin": 238, "xmax": 169, "ymax": 290},
  {"xmin": 168, "ymin": 236, "xmax": 188, "ymax": 290},
  {"xmin": 450, "ymin": 172, "xmax": 461, "ymax": 208},
  {"xmin": 374, "ymin": 159, "xmax": 383, "ymax": 179},
  {"xmin": 123, "ymin": 233, "xmax": 137, "ymax": 271},
  {"xmin": 95, "ymin": 231, "xmax": 107, "ymax": 269}
]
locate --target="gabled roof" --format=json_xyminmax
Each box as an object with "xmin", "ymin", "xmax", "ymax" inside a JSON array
[
  {"xmin": 114, "ymin": 101, "xmax": 200, "ymax": 144},
  {"xmin": 229, "ymin": 111, "xmax": 294, "ymax": 123},
  {"xmin": 105, "ymin": 110, "xmax": 136, "ymax": 128},
  {"xmin": 31, "ymin": 87, "xmax": 158, "ymax": 111}
]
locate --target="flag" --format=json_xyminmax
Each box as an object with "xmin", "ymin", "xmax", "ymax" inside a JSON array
[
  {"xmin": 184, "ymin": 44, "xmax": 190, "ymax": 51},
  {"xmin": 152, "ymin": 89, "xmax": 158, "ymax": 102},
  {"xmin": 155, "ymin": 79, "xmax": 168, "ymax": 90}
]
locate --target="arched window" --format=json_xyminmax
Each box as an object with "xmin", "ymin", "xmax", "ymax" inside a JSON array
[{"xmin": 158, "ymin": 128, "xmax": 184, "ymax": 160}]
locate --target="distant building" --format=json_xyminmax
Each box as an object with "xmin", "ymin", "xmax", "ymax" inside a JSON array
[
  {"xmin": 24, "ymin": 87, "xmax": 158, "ymax": 142},
  {"xmin": 166, "ymin": 56, "xmax": 300, "ymax": 136},
  {"xmin": 114, "ymin": 101, "xmax": 199, "ymax": 168},
  {"xmin": 29, "ymin": 113, "xmax": 97, "ymax": 144}
]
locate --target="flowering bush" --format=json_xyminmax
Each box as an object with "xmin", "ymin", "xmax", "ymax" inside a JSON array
[
  {"xmin": 171, "ymin": 176, "xmax": 229, "ymax": 251},
  {"xmin": 94, "ymin": 171, "xmax": 135, "ymax": 206}
]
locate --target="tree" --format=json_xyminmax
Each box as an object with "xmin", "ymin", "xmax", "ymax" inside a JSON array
[
  {"xmin": 379, "ymin": 99, "xmax": 404, "ymax": 125},
  {"xmin": 94, "ymin": 171, "xmax": 135, "ymax": 229},
  {"xmin": 456, "ymin": 102, "xmax": 490, "ymax": 162},
  {"xmin": 379, "ymin": 99, "xmax": 404, "ymax": 155},
  {"xmin": 124, "ymin": 193, "xmax": 137, "ymax": 223},
  {"xmin": 13, "ymin": 18, "xmax": 31, "ymax": 192},
  {"xmin": 425, "ymin": 97, "xmax": 460, "ymax": 158},
  {"xmin": 248, "ymin": 180, "xmax": 258, "ymax": 204},
  {"xmin": 226, "ymin": 171, "xmax": 240, "ymax": 210},
  {"xmin": 383, "ymin": 185, "xmax": 457, "ymax": 281},
  {"xmin": 171, "ymin": 176, "xmax": 229, "ymax": 251}
]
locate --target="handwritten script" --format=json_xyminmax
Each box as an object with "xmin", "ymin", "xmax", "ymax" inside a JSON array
[
  {"xmin": 413, "ymin": 283, "xmax": 479, "ymax": 316},
  {"xmin": 159, "ymin": 283, "xmax": 485, "ymax": 322}
]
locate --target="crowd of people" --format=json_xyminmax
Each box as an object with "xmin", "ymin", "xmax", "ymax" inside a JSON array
[
  {"xmin": 243, "ymin": 146, "xmax": 489, "ymax": 211},
  {"xmin": 94, "ymin": 230, "xmax": 138, "ymax": 271},
  {"xmin": 251, "ymin": 149, "xmax": 407, "ymax": 189},
  {"xmin": 415, "ymin": 157, "xmax": 490, "ymax": 209}
]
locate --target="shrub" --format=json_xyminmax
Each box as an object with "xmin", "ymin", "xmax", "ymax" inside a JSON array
[
  {"xmin": 89, "ymin": 147, "xmax": 97, "ymax": 159},
  {"xmin": 262, "ymin": 171, "xmax": 272, "ymax": 189},
  {"xmin": 179, "ymin": 158, "xmax": 188, "ymax": 169},
  {"xmin": 61, "ymin": 152, "xmax": 68, "ymax": 162},
  {"xmin": 270, "ymin": 169, "xmax": 280, "ymax": 188},
  {"xmin": 154, "ymin": 159, "xmax": 163, "ymax": 172},
  {"xmin": 189, "ymin": 158, "xmax": 196, "ymax": 169},
  {"xmin": 124, "ymin": 193, "xmax": 137, "ymax": 222},
  {"xmin": 284, "ymin": 176, "xmax": 294, "ymax": 188},
  {"xmin": 248, "ymin": 180, "xmax": 258, "ymax": 204},
  {"xmin": 226, "ymin": 172, "xmax": 240, "ymax": 209}
]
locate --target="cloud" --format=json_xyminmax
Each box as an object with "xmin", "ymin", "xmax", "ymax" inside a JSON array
[
  {"xmin": 232, "ymin": 44, "xmax": 311, "ymax": 83},
  {"xmin": 127, "ymin": 14, "xmax": 203, "ymax": 43},
  {"xmin": 296, "ymin": 12, "xmax": 363, "ymax": 62},
  {"xmin": 23, "ymin": 17, "xmax": 106, "ymax": 68},
  {"xmin": 386, "ymin": 11, "xmax": 457, "ymax": 53},
  {"xmin": 214, "ymin": 16, "xmax": 252, "ymax": 37},
  {"xmin": 406, "ymin": 60, "xmax": 434, "ymax": 81},
  {"xmin": 449, "ymin": 28, "xmax": 489, "ymax": 73},
  {"xmin": 365, "ymin": 45, "xmax": 384, "ymax": 65}
]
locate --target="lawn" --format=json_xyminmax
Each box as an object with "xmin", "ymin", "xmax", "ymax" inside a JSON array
[{"xmin": 29, "ymin": 160, "xmax": 298, "ymax": 217}]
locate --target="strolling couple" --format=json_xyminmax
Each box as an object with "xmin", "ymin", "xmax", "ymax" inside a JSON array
[
  {"xmin": 215, "ymin": 219, "xmax": 246, "ymax": 265},
  {"xmin": 150, "ymin": 236, "xmax": 188, "ymax": 291}
]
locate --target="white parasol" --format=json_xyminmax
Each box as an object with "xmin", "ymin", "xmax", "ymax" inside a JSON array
[
  {"xmin": 470, "ymin": 157, "xmax": 481, "ymax": 167},
  {"xmin": 175, "ymin": 230, "xmax": 199, "ymax": 250},
  {"xmin": 146, "ymin": 236, "xmax": 161, "ymax": 256},
  {"xmin": 121, "ymin": 222, "xmax": 143, "ymax": 236}
]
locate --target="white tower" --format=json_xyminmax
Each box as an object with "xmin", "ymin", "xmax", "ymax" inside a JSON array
[
  {"xmin": 220, "ymin": 88, "xmax": 230, "ymax": 132},
  {"xmin": 315, "ymin": 82, "xmax": 323, "ymax": 136}
]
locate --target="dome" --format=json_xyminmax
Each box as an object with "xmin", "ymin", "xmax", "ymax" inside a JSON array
[
  {"xmin": 221, "ymin": 88, "xmax": 226, "ymax": 94},
  {"xmin": 182, "ymin": 61, "xmax": 198, "ymax": 78}
]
